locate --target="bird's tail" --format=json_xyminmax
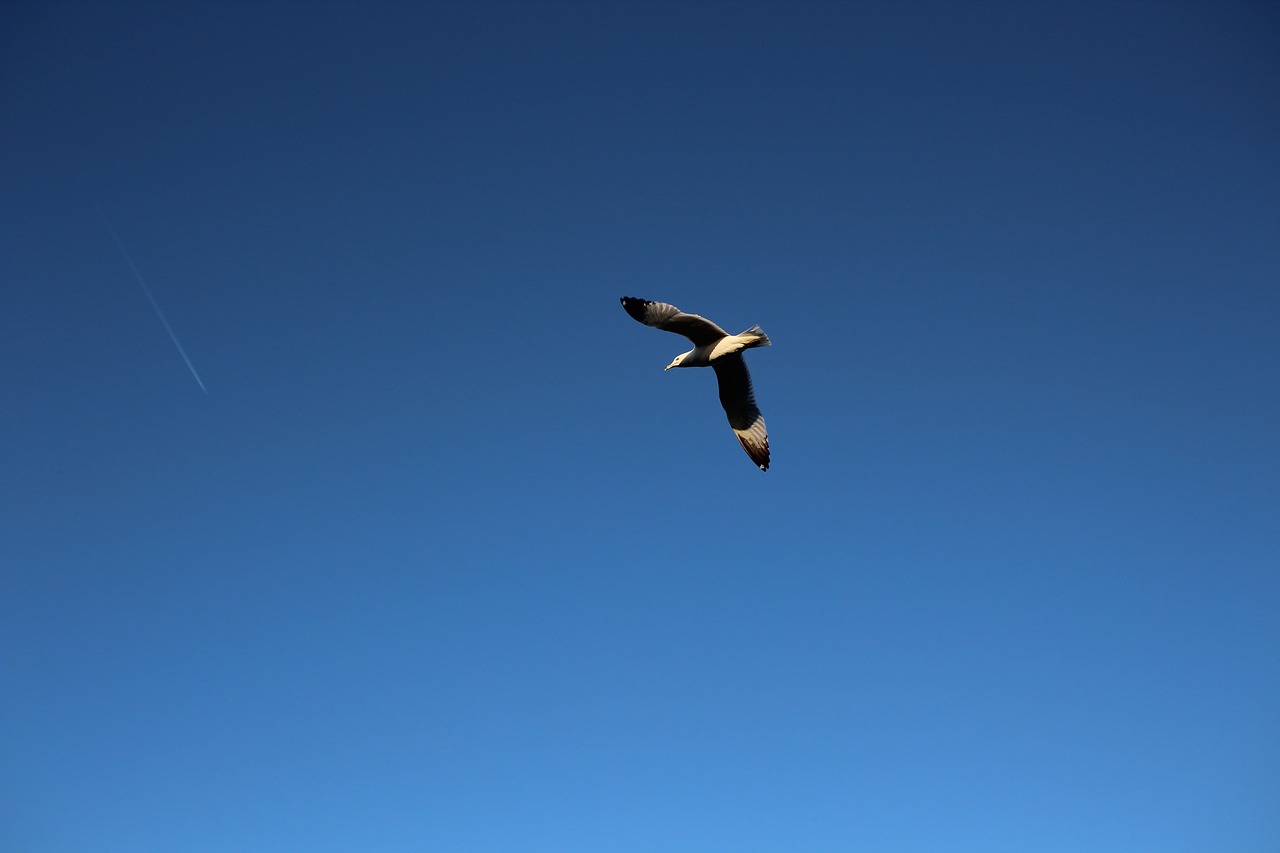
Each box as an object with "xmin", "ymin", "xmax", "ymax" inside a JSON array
[{"xmin": 740, "ymin": 324, "xmax": 771, "ymax": 348}]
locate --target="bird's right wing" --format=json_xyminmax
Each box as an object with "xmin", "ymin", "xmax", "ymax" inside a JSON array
[
  {"xmin": 621, "ymin": 297, "xmax": 729, "ymax": 346},
  {"xmin": 712, "ymin": 353, "xmax": 770, "ymax": 471}
]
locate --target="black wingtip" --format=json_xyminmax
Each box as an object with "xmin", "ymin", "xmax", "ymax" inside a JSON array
[{"xmin": 620, "ymin": 296, "xmax": 651, "ymax": 324}]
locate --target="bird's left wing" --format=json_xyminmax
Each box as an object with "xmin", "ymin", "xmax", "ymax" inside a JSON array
[{"xmin": 621, "ymin": 297, "xmax": 729, "ymax": 346}]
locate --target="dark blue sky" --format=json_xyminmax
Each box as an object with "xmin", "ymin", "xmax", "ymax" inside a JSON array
[{"xmin": 3, "ymin": 2, "xmax": 1278, "ymax": 850}]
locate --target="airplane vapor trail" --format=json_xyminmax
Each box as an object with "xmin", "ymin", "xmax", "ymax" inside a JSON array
[{"xmin": 97, "ymin": 209, "xmax": 208, "ymax": 394}]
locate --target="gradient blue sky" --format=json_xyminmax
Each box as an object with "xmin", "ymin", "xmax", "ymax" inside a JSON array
[{"xmin": 3, "ymin": 2, "xmax": 1278, "ymax": 850}]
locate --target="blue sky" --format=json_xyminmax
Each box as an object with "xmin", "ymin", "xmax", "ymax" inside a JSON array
[{"xmin": 2, "ymin": 1, "xmax": 1278, "ymax": 850}]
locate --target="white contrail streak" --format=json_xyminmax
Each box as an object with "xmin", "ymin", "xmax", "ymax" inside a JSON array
[{"xmin": 97, "ymin": 209, "xmax": 208, "ymax": 394}]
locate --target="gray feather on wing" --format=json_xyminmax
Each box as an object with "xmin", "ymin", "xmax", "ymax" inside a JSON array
[
  {"xmin": 712, "ymin": 353, "xmax": 770, "ymax": 471},
  {"xmin": 621, "ymin": 297, "xmax": 729, "ymax": 346}
]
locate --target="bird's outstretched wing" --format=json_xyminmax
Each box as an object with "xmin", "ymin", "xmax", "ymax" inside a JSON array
[
  {"xmin": 620, "ymin": 297, "xmax": 729, "ymax": 346},
  {"xmin": 712, "ymin": 353, "xmax": 769, "ymax": 471}
]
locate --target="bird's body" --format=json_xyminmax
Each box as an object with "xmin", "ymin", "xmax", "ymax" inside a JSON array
[
  {"xmin": 620, "ymin": 296, "xmax": 772, "ymax": 471},
  {"xmin": 664, "ymin": 327, "xmax": 770, "ymax": 368}
]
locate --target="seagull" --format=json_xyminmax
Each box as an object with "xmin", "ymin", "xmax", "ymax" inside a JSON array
[{"xmin": 620, "ymin": 296, "xmax": 772, "ymax": 471}]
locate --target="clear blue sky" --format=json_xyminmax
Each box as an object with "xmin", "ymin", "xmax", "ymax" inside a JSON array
[{"xmin": 3, "ymin": 1, "xmax": 1278, "ymax": 850}]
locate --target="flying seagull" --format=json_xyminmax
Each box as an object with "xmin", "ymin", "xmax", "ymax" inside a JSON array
[{"xmin": 620, "ymin": 296, "xmax": 772, "ymax": 471}]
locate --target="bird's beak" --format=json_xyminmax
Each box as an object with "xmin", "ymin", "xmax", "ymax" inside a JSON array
[{"xmin": 663, "ymin": 364, "xmax": 673, "ymax": 371}]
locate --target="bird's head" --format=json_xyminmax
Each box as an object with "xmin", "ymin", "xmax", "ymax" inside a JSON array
[{"xmin": 664, "ymin": 354, "xmax": 685, "ymax": 371}]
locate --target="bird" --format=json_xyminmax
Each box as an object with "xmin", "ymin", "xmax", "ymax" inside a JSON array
[{"xmin": 620, "ymin": 296, "xmax": 772, "ymax": 471}]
